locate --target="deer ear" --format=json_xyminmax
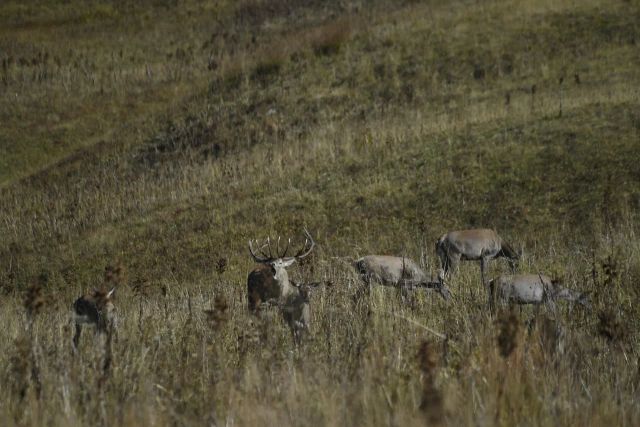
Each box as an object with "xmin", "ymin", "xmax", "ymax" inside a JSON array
[
  {"xmin": 107, "ymin": 287, "xmax": 116, "ymax": 298},
  {"xmin": 281, "ymin": 258, "xmax": 296, "ymax": 268}
]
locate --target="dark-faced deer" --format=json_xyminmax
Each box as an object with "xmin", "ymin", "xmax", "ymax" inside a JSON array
[
  {"xmin": 72, "ymin": 287, "xmax": 116, "ymax": 349},
  {"xmin": 247, "ymin": 229, "xmax": 316, "ymax": 343},
  {"xmin": 354, "ymin": 255, "xmax": 450, "ymax": 300},
  {"xmin": 436, "ymin": 229, "xmax": 519, "ymax": 288}
]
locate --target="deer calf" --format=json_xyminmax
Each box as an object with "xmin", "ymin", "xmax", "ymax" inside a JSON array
[{"xmin": 72, "ymin": 287, "xmax": 116, "ymax": 349}]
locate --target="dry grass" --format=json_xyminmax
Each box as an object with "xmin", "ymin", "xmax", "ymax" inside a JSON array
[
  {"xmin": 0, "ymin": 255, "xmax": 637, "ymax": 426},
  {"xmin": 1, "ymin": 0, "xmax": 639, "ymax": 425}
]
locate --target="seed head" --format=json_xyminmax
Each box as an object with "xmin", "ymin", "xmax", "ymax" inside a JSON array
[
  {"xmin": 105, "ymin": 263, "xmax": 126, "ymax": 286},
  {"xmin": 131, "ymin": 277, "xmax": 150, "ymax": 298},
  {"xmin": 24, "ymin": 281, "xmax": 44, "ymax": 319},
  {"xmin": 496, "ymin": 310, "xmax": 519, "ymax": 359},
  {"xmin": 8, "ymin": 336, "xmax": 30, "ymax": 400},
  {"xmin": 205, "ymin": 294, "xmax": 229, "ymax": 330},
  {"xmin": 215, "ymin": 257, "xmax": 227, "ymax": 275},
  {"xmin": 417, "ymin": 340, "xmax": 438, "ymax": 377},
  {"xmin": 598, "ymin": 309, "xmax": 628, "ymax": 344},
  {"xmin": 417, "ymin": 340, "xmax": 444, "ymax": 424}
]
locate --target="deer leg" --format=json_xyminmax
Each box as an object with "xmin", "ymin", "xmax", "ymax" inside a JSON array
[
  {"xmin": 398, "ymin": 279, "xmax": 412, "ymax": 305},
  {"xmin": 73, "ymin": 323, "xmax": 82, "ymax": 350},
  {"xmin": 488, "ymin": 279, "xmax": 496, "ymax": 315},
  {"xmin": 398, "ymin": 281, "xmax": 407, "ymax": 304},
  {"xmin": 480, "ymin": 257, "xmax": 488, "ymax": 305},
  {"xmin": 440, "ymin": 252, "xmax": 457, "ymax": 282},
  {"xmin": 450, "ymin": 254, "xmax": 460, "ymax": 276},
  {"xmin": 509, "ymin": 259, "xmax": 517, "ymax": 274},
  {"xmin": 437, "ymin": 252, "xmax": 448, "ymax": 279},
  {"xmin": 292, "ymin": 323, "xmax": 304, "ymax": 346},
  {"xmin": 110, "ymin": 318, "xmax": 119, "ymax": 345}
]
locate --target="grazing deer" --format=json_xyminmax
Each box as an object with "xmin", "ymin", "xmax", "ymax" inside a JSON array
[
  {"xmin": 354, "ymin": 255, "xmax": 451, "ymax": 300},
  {"xmin": 247, "ymin": 229, "xmax": 316, "ymax": 343},
  {"xmin": 435, "ymin": 229, "xmax": 519, "ymax": 287},
  {"xmin": 489, "ymin": 274, "xmax": 590, "ymax": 312},
  {"xmin": 72, "ymin": 287, "xmax": 116, "ymax": 349}
]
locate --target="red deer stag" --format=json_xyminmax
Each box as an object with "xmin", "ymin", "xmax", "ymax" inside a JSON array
[{"xmin": 247, "ymin": 229, "xmax": 316, "ymax": 343}]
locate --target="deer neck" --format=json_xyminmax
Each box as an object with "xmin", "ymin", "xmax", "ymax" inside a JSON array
[
  {"xmin": 274, "ymin": 267, "xmax": 297, "ymax": 297},
  {"xmin": 555, "ymin": 287, "xmax": 579, "ymax": 302}
]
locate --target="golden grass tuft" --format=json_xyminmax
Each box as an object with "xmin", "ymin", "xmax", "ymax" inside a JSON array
[
  {"xmin": 215, "ymin": 257, "xmax": 228, "ymax": 275},
  {"xmin": 496, "ymin": 309, "xmax": 519, "ymax": 359},
  {"xmin": 205, "ymin": 294, "xmax": 230, "ymax": 331},
  {"xmin": 104, "ymin": 263, "xmax": 126, "ymax": 287},
  {"xmin": 24, "ymin": 281, "xmax": 44, "ymax": 320},
  {"xmin": 597, "ymin": 309, "xmax": 629, "ymax": 346},
  {"xmin": 417, "ymin": 340, "xmax": 444, "ymax": 425}
]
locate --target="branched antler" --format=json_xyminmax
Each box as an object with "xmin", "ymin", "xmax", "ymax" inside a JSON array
[{"xmin": 249, "ymin": 229, "xmax": 315, "ymax": 263}]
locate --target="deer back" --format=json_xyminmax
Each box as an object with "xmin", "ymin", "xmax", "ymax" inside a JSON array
[
  {"xmin": 494, "ymin": 274, "xmax": 551, "ymax": 304},
  {"xmin": 450, "ymin": 229, "xmax": 503, "ymax": 259},
  {"xmin": 356, "ymin": 255, "xmax": 426, "ymax": 286}
]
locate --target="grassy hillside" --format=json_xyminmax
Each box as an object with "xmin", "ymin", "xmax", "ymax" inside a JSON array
[{"xmin": 1, "ymin": 0, "xmax": 639, "ymax": 425}]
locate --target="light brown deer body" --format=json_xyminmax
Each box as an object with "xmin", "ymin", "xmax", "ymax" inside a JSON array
[
  {"xmin": 72, "ymin": 288, "xmax": 116, "ymax": 349},
  {"xmin": 354, "ymin": 255, "xmax": 450, "ymax": 300},
  {"xmin": 436, "ymin": 229, "xmax": 519, "ymax": 287},
  {"xmin": 489, "ymin": 274, "xmax": 590, "ymax": 311},
  {"xmin": 247, "ymin": 229, "xmax": 315, "ymax": 343}
]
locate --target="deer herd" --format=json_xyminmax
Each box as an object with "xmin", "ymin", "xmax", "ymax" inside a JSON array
[{"xmin": 72, "ymin": 227, "xmax": 590, "ymax": 348}]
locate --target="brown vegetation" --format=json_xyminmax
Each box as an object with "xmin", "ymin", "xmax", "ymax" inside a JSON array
[{"xmin": 0, "ymin": 0, "xmax": 639, "ymax": 425}]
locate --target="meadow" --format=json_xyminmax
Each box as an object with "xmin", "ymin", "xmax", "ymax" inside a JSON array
[{"xmin": 0, "ymin": 0, "xmax": 639, "ymax": 425}]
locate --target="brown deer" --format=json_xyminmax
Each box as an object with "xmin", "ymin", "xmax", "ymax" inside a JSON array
[
  {"xmin": 489, "ymin": 274, "xmax": 590, "ymax": 312},
  {"xmin": 72, "ymin": 287, "xmax": 116, "ymax": 349},
  {"xmin": 354, "ymin": 255, "xmax": 450, "ymax": 300},
  {"xmin": 435, "ymin": 229, "xmax": 519, "ymax": 288},
  {"xmin": 247, "ymin": 229, "xmax": 316, "ymax": 343}
]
